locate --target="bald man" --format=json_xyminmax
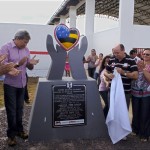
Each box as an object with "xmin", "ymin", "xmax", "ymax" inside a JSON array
[{"xmin": 104, "ymin": 44, "xmax": 138, "ymax": 109}]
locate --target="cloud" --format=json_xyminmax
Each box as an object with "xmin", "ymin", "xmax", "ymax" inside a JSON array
[{"xmin": 0, "ymin": 1, "xmax": 63, "ymax": 25}]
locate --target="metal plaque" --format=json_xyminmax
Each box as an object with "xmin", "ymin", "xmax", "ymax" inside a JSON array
[{"xmin": 52, "ymin": 83, "xmax": 86, "ymax": 127}]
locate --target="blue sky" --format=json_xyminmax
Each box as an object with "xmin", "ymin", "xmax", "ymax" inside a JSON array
[{"xmin": 0, "ymin": 0, "xmax": 63, "ymax": 25}]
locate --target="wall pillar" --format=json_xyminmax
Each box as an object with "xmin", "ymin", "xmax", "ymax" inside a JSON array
[
  {"xmin": 69, "ymin": 6, "xmax": 76, "ymax": 28},
  {"xmin": 119, "ymin": 0, "xmax": 134, "ymax": 52},
  {"xmin": 60, "ymin": 15, "xmax": 66, "ymax": 24},
  {"xmin": 85, "ymin": 0, "xmax": 95, "ymax": 55}
]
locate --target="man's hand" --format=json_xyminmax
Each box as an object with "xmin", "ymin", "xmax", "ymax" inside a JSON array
[
  {"xmin": 0, "ymin": 62, "xmax": 15, "ymax": 76},
  {"xmin": 8, "ymin": 68, "xmax": 21, "ymax": 76},
  {"xmin": 0, "ymin": 54, "xmax": 7, "ymax": 64},
  {"xmin": 27, "ymin": 55, "xmax": 39, "ymax": 70},
  {"xmin": 116, "ymin": 67, "xmax": 124, "ymax": 74},
  {"xmin": 0, "ymin": 62, "xmax": 21, "ymax": 76},
  {"xmin": 18, "ymin": 56, "xmax": 28, "ymax": 66},
  {"xmin": 0, "ymin": 54, "xmax": 21, "ymax": 76},
  {"xmin": 116, "ymin": 67, "xmax": 138, "ymax": 80},
  {"xmin": 29, "ymin": 55, "xmax": 39, "ymax": 65}
]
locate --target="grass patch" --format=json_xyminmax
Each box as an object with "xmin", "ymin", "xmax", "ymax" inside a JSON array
[{"xmin": 0, "ymin": 77, "xmax": 38, "ymax": 108}]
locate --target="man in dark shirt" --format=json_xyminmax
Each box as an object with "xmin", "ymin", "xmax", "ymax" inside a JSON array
[
  {"xmin": 129, "ymin": 49, "xmax": 141, "ymax": 63},
  {"xmin": 104, "ymin": 44, "xmax": 138, "ymax": 109}
]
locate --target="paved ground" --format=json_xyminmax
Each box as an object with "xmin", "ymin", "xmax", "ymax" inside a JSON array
[{"xmin": 0, "ymin": 105, "xmax": 149, "ymax": 150}]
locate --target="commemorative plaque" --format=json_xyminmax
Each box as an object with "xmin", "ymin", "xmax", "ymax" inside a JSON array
[{"xmin": 52, "ymin": 83, "xmax": 86, "ymax": 127}]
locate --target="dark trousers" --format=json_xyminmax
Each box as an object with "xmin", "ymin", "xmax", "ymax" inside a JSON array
[
  {"xmin": 4, "ymin": 84, "xmax": 25, "ymax": 138},
  {"xmin": 24, "ymin": 84, "xmax": 29, "ymax": 100},
  {"xmin": 125, "ymin": 93, "xmax": 131, "ymax": 110},
  {"xmin": 99, "ymin": 91, "xmax": 109, "ymax": 118},
  {"xmin": 94, "ymin": 72, "xmax": 101, "ymax": 87},
  {"xmin": 94, "ymin": 72, "xmax": 99, "ymax": 80},
  {"xmin": 88, "ymin": 68, "xmax": 96, "ymax": 78},
  {"xmin": 24, "ymin": 73, "xmax": 29, "ymax": 101},
  {"xmin": 132, "ymin": 96, "xmax": 150, "ymax": 139}
]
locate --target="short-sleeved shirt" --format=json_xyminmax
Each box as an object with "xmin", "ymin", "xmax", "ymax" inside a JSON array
[
  {"xmin": 65, "ymin": 62, "xmax": 70, "ymax": 71},
  {"xmin": 106, "ymin": 54, "xmax": 138, "ymax": 94},
  {"xmin": 87, "ymin": 55, "xmax": 98, "ymax": 68},
  {"xmin": 0, "ymin": 40, "xmax": 30, "ymax": 88},
  {"xmin": 99, "ymin": 69, "xmax": 109, "ymax": 91},
  {"xmin": 131, "ymin": 64, "xmax": 150, "ymax": 97}
]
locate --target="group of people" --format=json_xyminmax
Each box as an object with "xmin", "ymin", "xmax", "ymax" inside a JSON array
[
  {"xmin": 86, "ymin": 44, "xmax": 150, "ymax": 142},
  {"xmin": 0, "ymin": 30, "xmax": 39, "ymax": 146},
  {"xmin": 0, "ymin": 30, "xmax": 150, "ymax": 146}
]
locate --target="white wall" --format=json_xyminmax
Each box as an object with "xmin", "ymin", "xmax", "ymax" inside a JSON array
[
  {"xmin": 91, "ymin": 24, "xmax": 150, "ymax": 57},
  {"xmin": 92, "ymin": 27, "xmax": 120, "ymax": 56},
  {"xmin": 132, "ymin": 25, "xmax": 150, "ymax": 48},
  {"xmin": 0, "ymin": 23, "xmax": 56, "ymax": 77},
  {"xmin": 1, "ymin": 23, "xmax": 150, "ymax": 77}
]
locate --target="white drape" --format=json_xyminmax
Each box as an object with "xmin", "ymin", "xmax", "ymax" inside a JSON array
[{"xmin": 106, "ymin": 68, "xmax": 132, "ymax": 144}]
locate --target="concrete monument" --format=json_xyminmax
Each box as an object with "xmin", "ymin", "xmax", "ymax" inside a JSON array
[{"xmin": 28, "ymin": 24, "xmax": 108, "ymax": 141}]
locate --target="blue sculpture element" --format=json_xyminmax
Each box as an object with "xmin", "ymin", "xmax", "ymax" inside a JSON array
[{"xmin": 55, "ymin": 24, "xmax": 70, "ymax": 39}]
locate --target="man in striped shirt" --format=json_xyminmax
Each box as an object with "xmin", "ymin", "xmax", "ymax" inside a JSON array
[{"xmin": 104, "ymin": 44, "xmax": 138, "ymax": 109}]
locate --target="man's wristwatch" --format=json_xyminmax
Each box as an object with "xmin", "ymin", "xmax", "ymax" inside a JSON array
[{"xmin": 15, "ymin": 63, "xmax": 19, "ymax": 68}]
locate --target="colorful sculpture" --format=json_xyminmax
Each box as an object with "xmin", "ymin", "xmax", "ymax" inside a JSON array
[{"xmin": 54, "ymin": 24, "xmax": 80, "ymax": 51}]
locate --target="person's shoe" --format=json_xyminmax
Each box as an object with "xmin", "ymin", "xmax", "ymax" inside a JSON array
[
  {"xmin": 17, "ymin": 131, "xmax": 28, "ymax": 139},
  {"xmin": 140, "ymin": 138, "xmax": 148, "ymax": 142},
  {"xmin": 122, "ymin": 136, "xmax": 127, "ymax": 141},
  {"xmin": 7, "ymin": 137, "xmax": 17, "ymax": 147},
  {"xmin": 131, "ymin": 132, "xmax": 137, "ymax": 136},
  {"xmin": 25, "ymin": 99, "xmax": 30, "ymax": 104}
]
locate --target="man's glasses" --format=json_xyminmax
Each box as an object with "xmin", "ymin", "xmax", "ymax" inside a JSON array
[{"xmin": 143, "ymin": 53, "xmax": 150, "ymax": 56}]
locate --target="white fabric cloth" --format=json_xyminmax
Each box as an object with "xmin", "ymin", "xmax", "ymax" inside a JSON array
[
  {"xmin": 134, "ymin": 56, "xmax": 141, "ymax": 63},
  {"xmin": 106, "ymin": 68, "xmax": 132, "ymax": 144}
]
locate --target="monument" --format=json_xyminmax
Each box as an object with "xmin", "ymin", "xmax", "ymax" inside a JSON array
[{"xmin": 28, "ymin": 24, "xmax": 108, "ymax": 141}]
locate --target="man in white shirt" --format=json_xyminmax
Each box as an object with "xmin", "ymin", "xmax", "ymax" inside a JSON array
[{"xmin": 129, "ymin": 49, "xmax": 141, "ymax": 63}]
